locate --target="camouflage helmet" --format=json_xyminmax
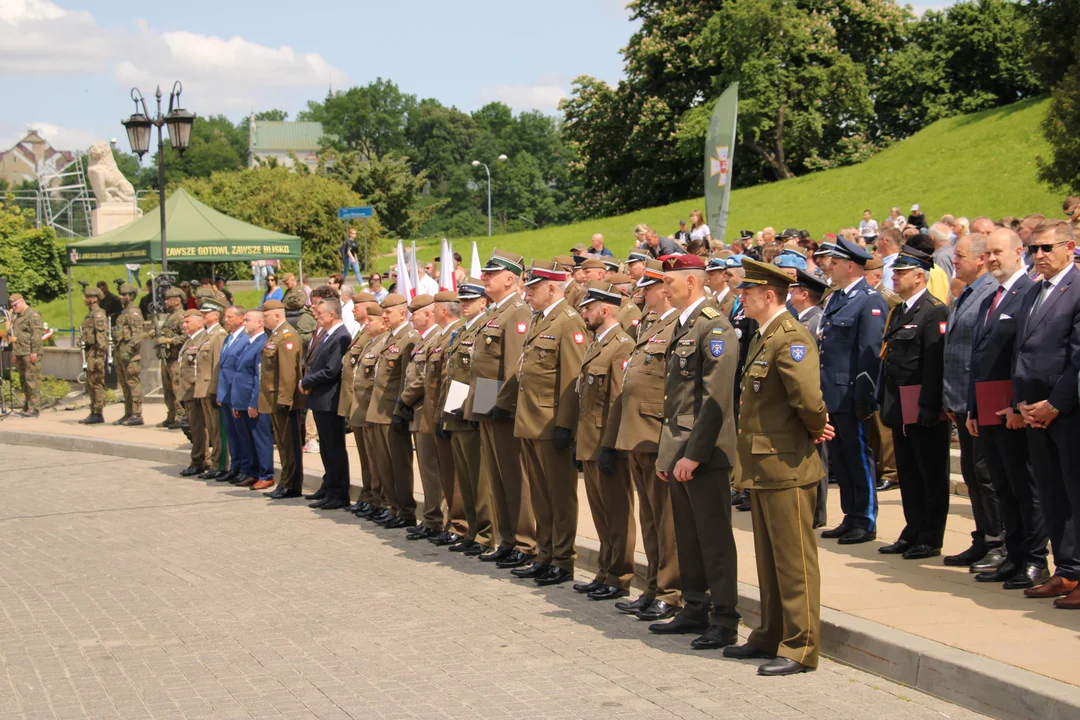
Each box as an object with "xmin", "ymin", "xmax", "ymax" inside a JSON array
[
  {"xmin": 164, "ymin": 287, "xmax": 185, "ymax": 300},
  {"xmin": 119, "ymin": 283, "xmax": 139, "ymax": 296},
  {"xmin": 283, "ymin": 290, "xmax": 307, "ymax": 311},
  {"xmin": 83, "ymin": 287, "xmax": 103, "ymax": 299}
]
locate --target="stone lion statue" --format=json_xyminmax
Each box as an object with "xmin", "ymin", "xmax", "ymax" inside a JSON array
[{"xmin": 87, "ymin": 141, "xmax": 136, "ymax": 205}]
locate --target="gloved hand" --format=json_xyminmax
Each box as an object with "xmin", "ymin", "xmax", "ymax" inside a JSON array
[
  {"xmin": 391, "ymin": 413, "xmax": 408, "ymax": 433},
  {"xmin": 452, "ymin": 408, "xmax": 465, "ymax": 421},
  {"xmin": 435, "ymin": 421, "xmax": 452, "ymax": 441},
  {"xmin": 598, "ymin": 447, "xmax": 617, "ymax": 476},
  {"xmin": 398, "ymin": 403, "xmax": 415, "ymax": 422},
  {"xmin": 554, "ymin": 426, "xmax": 574, "ymax": 451},
  {"xmin": 917, "ymin": 406, "xmax": 941, "ymax": 427},
  {"xmin": 491, "ymin": 406, "xmax": 514, "ymax": 423},
  {"xmin": 469, "ymin": 421, "xmax": 479, "ymax": 430},
  {"xmin": 855, "ymin": 401, "xmax": 874, "ymax": 422}
]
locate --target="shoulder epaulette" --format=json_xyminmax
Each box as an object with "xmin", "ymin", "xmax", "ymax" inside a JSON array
[
  {"xmin": 865, "ymin": 287, "xmax": 877, "ymax": 295},
  {"xmin": 701, "ymin": 306, "xmax": 719, "ymax": 319},
  {"xmin": 781, "ymin": 317, "xmax": 797, "ymax": 332}
]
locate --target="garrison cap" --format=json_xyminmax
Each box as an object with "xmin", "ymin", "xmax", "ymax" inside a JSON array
[
  {"xmin": 661, "ymin": 254, "xmax": 705, "ymax": 271},
  {"xmin": 637, "ymin": 259, "xmax": 665, "ymax": 288},
  {"xmin": 579, "ymin": 281, "xmax": 624, "ymax": 307},
  {"xmin": 626, "ymin": 250, "xmax": 649, "ymax": 265},
  {"xmin": 524, "ymin": 259, "xmax": 569, "ymax": 286},
  {"xmin": 199, "ymin": 298, "xmax": 225, "ymax": 313},
  {"xmin": 580, "ymin": 257, "xmax": 606, "ymax": 271},
  {"xmin": 183, "ymin": 309, "xmax": 203, "ymax": 318},
  {"xmin": 354, "ymin": 291, "xmax": 376, "ymax": 304},
  {"xmin": 738, "ymin": 258, "xmax": 797, "ymax": 290},
  {"xmin": 833, "ymin": 237, "xmax": 873, "ymax": 265},
  {"xmin": 381, "ymin": 292, "xmax": 407, "ymax": 309},
  {"xmin": 260, "ymin": 300, "xmax": 285, "ymax": 311},
  {"xmin": 482, "ymin": 249, "xmax": 525, "ymax": 276},
  {"xmin": 165, "ymin": 287, "xmax": 185, "ymax": 300},
  {"xmin": 893, "ymin": 244, "xmax": 934, "ymax": 271},
  {"xmin": 795, "ymin": 269, "xmax": 828, "ymax": 296},
  {"xmin": 457, "ymin": 277, "xmax": 485, "ymax": 301},
  {"xmin": 83, "ymin": 287, "xmax": 103, "ymax": 299},
  {"xmin": 408, "ymin": 294, "xmax": 434, "ymax": 312},
  {"xmin": 434, "ymin": 290, "xmax": 457, "ymax": 303},
  {"xmin": 119, "ymin": 282, "xmax": 139, "ymax": 295}
]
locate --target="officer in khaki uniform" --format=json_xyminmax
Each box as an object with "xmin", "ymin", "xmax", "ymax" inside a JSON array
[
  {"xmin": 651, "ymin": 253, "xmax": 741, "ymax": 651},
  {"xmin": 468, "ymin": 250, "xmax": 536, "ymax": 563},
  {"xmin": 439, "ymin": 279, "xmax": 496, "ymax": 554},
  {"xmin": 726, "ymin": 259, "xmax": 831, "ymax": 676},
  {"xmin": 511, "ymin": 260, "xmax": 587, "ymax": 583},
  {"xmin": 424, "ymin": 291, "xmax": 466, "ymax": 544},
  {"xmin": 156, "ymin": 288, "xmax": 188, "ymax": 428},
  {"xmin": 563, "ymin": 254, "xmax": 587, "ymax": 309},
  {"xmin": 178, "ymin": 310, "xmax": 209, "ymax": 474},
  {"xmin": 350, "ymin": 304, "xmax": 388, "ymax": 516},
  {"xmin": 575, "ymin": 282, "xmax": 636, "ymax": 600},
  {"xmin": 366, "ymin": 293, "xmax": 421, "ymax": 528},
  {"xmin": 706, "ymin": 258, "xmax": 736, "ymax": 317},
  {"xmin": 614, "ymin": 259, "xmax": 682, "ymax": 621},
  {"xmin": 112, "ymin": 283, "xmax": 146, "ymax": 426},
  {"xmin": 195, "ymin": 298, "xmax": 228, "ymax": 478},
  {"xmin": 610, "ymin": 273, "xmax": 643, "ymax": 339},
  {"xmin": 7, "ymin": 293, "xmax": 43, "ymax": 417},
  {"xmin": 864, "ymin": 256, "xmax": 900, "ymax": 492},
  {"xmin": 396, "ymin": 294, "xmax": 447, "ymax": 540},
  {"xmin": 258, "ymin": 300, "xmax": 304, "ymax": 498},
  {"xmin": 337, "ymin": 293, "xmax": 377, "ymax": 514}
]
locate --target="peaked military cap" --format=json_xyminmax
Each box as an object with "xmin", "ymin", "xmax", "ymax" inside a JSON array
[
  {"xmin": 893, "ymin": 244, "xmax": 934, "ymax": 271},
  {"xmin": 795, "ymin": 269, "xmax": 828, "ymax": 296},
  {"xmin": 833, "ymin": 237, "xmax": 874, "ymax": 265},
  {"xmin": 579, "ymin": 280, "xmax": 623, "ymax": 307},
  {"xmin": 199, "ymin": 297, "xmax": 225, "ymax": 313},
  {"xmin": 637, "ymin": 259, "xmax": 664, "ymax": 288},
  {"xmin": 457, "ymin": 277, "xmax": 486, "ymax": 300},
  {"xmin": 626, "ymin": 250, "xmax": 649, "ymax": 265},
  {"xmin": 553, "ymin": 255, "xmax": 576, "ymax": 272},
  {"xmin": 524, "ymin": 259, "xmax": 568, "ymax": 286},
  {"xmin": 601, "ymin": 257, "xmax": 620, "ymax": 273},
  {"xmin": 482, "ymin": 249, "xmax": 525, "ymax": 275},
  {"xmin": 706, "ymin": 257, "xmax": 727, "ymax": 272},
  {"xmin": 738, "ymin": 258, "xmax": 796, "ymax": 289}
]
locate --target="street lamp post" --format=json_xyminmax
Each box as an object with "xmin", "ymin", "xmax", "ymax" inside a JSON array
[
  {"xmin": 471, "ymin": 154, "xmax": 507, "ymax": 237},
  {"xmin": 122, "ymin": 82, "xmax": 196, "ymax": 273}
]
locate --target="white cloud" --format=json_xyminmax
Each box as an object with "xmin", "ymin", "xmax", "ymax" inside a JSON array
[
  {"xmin": 476, "ymin": 84, "xmax": 567, "ymax": 113},
  {"xmin": 0, "ymin": 0, "xmax": 115, "ymax": 74},
  {"xmin": 0, "ymin": 121, "xmax": 100, "ymax": 152}
]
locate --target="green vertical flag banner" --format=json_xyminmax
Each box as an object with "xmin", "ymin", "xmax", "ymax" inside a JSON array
[{"xmin": 704, "ymin": 82, "xmax": 739, "ymax": 244}]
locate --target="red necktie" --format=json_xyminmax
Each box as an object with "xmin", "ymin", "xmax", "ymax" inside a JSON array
[{"xmin": 985, "ymin": 285, "xmax": 1004, "ymax": 326}]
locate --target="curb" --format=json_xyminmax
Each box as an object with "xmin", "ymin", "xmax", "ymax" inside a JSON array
[{"xmin": 3, "ymin": 430, "xmax": 1077, "ymax": 720}]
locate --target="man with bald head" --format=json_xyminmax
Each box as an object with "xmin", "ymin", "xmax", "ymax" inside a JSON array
[
  {"xmin": 589, "ymin": 232, "xmax": 614, "ymax": 258},
  {"xmin": 231, "ymin": 310, "xmax": 273, "ymax": 488},
  {"xmin": 929, "ymin": 223, "xmax": 955, "ymax": 278},
  {"xmin": 260, "ymin": 300, "xmax": 304, "ymax": 499}
]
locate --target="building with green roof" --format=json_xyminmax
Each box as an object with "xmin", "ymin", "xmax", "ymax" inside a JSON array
[{"xmin": 247, "ymin": 119, "xmax": 326, "ymax": 171}]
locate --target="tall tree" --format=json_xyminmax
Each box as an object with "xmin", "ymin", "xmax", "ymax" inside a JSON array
[
  {"xmin": 1027, "ymin": 0, "xmax": 1080, "ymax": 190},
  {"xmin": 299, "ymin": 78, "xmax": 417, "ymax": 158},
  {"xmin": 404, "ymin": 99, "xmax": 479, "ymax": 186},
  {"xmin": 144, "ymin": 115, "xmax": 246, "ymax": 188}
]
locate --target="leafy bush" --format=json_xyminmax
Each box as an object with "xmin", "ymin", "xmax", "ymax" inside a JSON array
[{"xmin": 0, "ymin": 197, "xmax": 66, "ymax": 301}]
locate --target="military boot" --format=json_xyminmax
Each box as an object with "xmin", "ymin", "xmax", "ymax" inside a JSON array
[
  {"xmin": 122, "ymin": 415, "xmax": 144, "ymax": 426},
  {"xmin": 80, "ymin": 413, "xmax": 104, "ymax": 425},
  {"xmin": 112, "ymin": 415, "xmax": 131, "ymax": 426}
]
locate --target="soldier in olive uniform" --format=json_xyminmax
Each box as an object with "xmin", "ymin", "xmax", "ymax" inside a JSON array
[
  {"xmin": 178, "ymin": 311, "xmax": 209, "ymax": 474},
  {"xmin": 614, "ymin": 259, "xmax": 682, "ymax": 621},
  {"xmin": 610, "ymin": 274, "xmax": 642, "ymax": 339},
  {"xmin": 575, "ymin": 282, "xmax": 636, "ymax": 600},
  {"xmin": 651, "ymin": 253, "xmax": 741, "ymax": 652},
  {"xmin": 439, "ymin": 279, "xmax": 496, "ymax": 554},
  {"xmin": 282, "ymin": 272, "xmax": 307, "ymax": 310},
  {"xmin": 112, "ymin": 283, "xmax": 146, "ymax": 426},
  {"xmin": 349, "ymin": 303, "xmax": 388, "ymax": 516},
  {"xmin": 511, "ymin": 260, "xmax": 587, "ymax": 583},
  {"xmin": 259, "ymin": 300, "xmax": 304, "ymax": 498},
  {"xmin": 156, "ymin": 288, "xmax": 188, "ymax": 428},
  {"xmin": 78, "ymin": 287, "xmax": 109, "ymax": 425},
  {"xmin": 366, "ymin": 293, "xmax": 421, "ymax": 528},
  {"xmin": 706, "ymin": 258, "xmax": 736, "ymax": 317},
  {"xmin": 8, "ymin": 293, "xmax": 43, "ymax": 417},
  {"xmin": 468, "ymin": 250, "xmax": 537, "ymax": 564},
  {"xmin": 195, "ymin": 299, "xmax": 228, "ymax": 479},
  {"xmin": 338, "ymin": 293, "xmax": 377, "ymax": 513},
  {"xmin": 564, "ymin": 254, "xmax": 588, "ymax": 309},
  {"xmin": 726, "ymin": 259, "xmax": 832, "ymax": 677}
]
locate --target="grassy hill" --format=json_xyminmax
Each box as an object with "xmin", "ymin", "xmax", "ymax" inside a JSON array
[{"xmin": 36, "ymin": 97, "xmax": 1061, "ymax": 333}]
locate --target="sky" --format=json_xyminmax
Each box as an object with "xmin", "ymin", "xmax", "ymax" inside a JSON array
[{"xmin": 0, "ymin": 0, "xmax": 952, "ymax": 157}]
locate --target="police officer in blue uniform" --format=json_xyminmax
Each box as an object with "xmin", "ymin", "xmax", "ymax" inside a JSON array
[{"xmin": 817, "ymin": 237, "xmax": 888, "ymax": 544}]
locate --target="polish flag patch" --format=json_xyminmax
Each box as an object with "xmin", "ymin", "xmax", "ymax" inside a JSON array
[
  {"xmin": 517, "ymin": 322, "xmax": 527, "ymax": 334},
  {"xmin": 871, "ymin": 309, "xmax": 881, "ymax": 316},
  {"xmin": 631, "ymin": 318, "xmax": 639, "ymax": 326},
  {"xmin": 622, "ymin": 359, "xmax": 629, "ymax": 370},
  {"xmin": 573, "ymin": 332, "xmax": 585, "ymax": 344},
  {"xmin": 939, "ymin": 321, "xmax": 947, "ymax": 335},
  {"xmin": 285, "ymin": 342, "xmax": 294, "ymax": 350}
]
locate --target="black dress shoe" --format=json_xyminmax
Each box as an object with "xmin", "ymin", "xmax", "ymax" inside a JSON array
[
  {"xmin": 266, "ymin": 487, "xmax": 301, "ymax": 499},
  {"xmin": 943, "ymin": 543, "xmax": 988, "ymax": 567},
  {"xmin": 347, "ymin": 501, "xmax": 367, "ymax": 513},
  {"xmin": 478, "ymin": 547, "xmax": 512, "ymax": 563},
  {"xmin": 758, "ymin": 657, "xmax": 810, "ymax": 676},
  {"xmin": 573, "ymin": 580, "xmax": 604, "ymax": 594},
  {"xmin": 723, "ymin": 643, "xmax": 775, "ymax": 660},
  {"xmin": 878, "ymin": 539, "xmax": 911, "ymax": 555},
  {"xmin": 432, "ymin": 533, "xmax": 462, "ymax": 547},
  {"xmin": 838, "ymin": 528, "xmax": 876, "ymax": 545},
  {"xmin": 309, "ymin": 498, "xmax": 329, "ymax": 509},
  {"xmin": 588, "ymin": 585, "xmax": 629, "ymax": 601},
  {"xmin": 535, "ymin": 566, "xmax": 572, "ymax": 586},
  {"xmin": 180, "ymin": 465, "xmax": 205, "ymax": 477},
  {"xmin": 969, "ymin": 548, "xmax": 1007, "ymax": 573},
  {"xmin": 318, "ymin": 499, "xmax": 349, "ymax": 511},
  {"xmin": 975, "ymin": 559, "xmax": 1018, "ymax": 583},
  {"xmin": 1003, "ymin": 564, "xmax": 1050, "ymax": 590},
  {"xmin": 463, "ymin": 543, "xmax": 486, "ymax": 557},
  {"xmin": 812, "ymin": 521, "xmax": 826, "ymax": 529},
  {"xmin": 690, "ymin": 625, "xmax": 738, "ymax": 650},
  {"xmin": 511, "ymin": 562, "xmax": 550, "ymax": 579},
  {"xmin": 407, "ymin": 527, "xmax": 436, "ymax": 541},
  {"xmin": 448, "ymin": 539, "xmax": 476, "ymax": 553},
  {"xmin": 615, "ymin": 594, "xmax": 652, "ymax": 614},
  {"xmin": 496, "ymin": 550, "xmax": 533, "ymax": 569},
  {"xmin": 216, "ymin": 470, "xmax": 238, "ymax": 482},
  {"xmin": 384, "ymin": 517, "xmax": 416, "ymax": 529},
  {"xmin": 304, "ymin": 489, "xmax": 326, "ymax": 501},
  {"xmin": 649, "ymin": 614, "xmax": 709, "ymax": 635},
  {"xmin": 901, "ymin": 544, "xmax": 940, "ymax": 560},
  {"xmin": 820, "ymin": 523, "xmax": 852, "ymax": 539},
  {"xmin": 876, "ymin": 479, "xmax": 899, "ymax": 492},
  {"xmin": 198, "ymin": 470, "xmax": 221, "ymax": 480},
  {"xmin": 636, "ymin": 600, "xmax": 678, "ymax": 622},
  {"xmin": 371, "ymin": 510, "xmax": 394, "ymax": 525}
]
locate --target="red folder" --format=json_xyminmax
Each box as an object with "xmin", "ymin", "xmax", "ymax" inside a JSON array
[
  {"xmin": 975, "ymin": 380, "xmax": 1013, "ymax": 427},
  {"xmin": 899, "ymin": 385, "xmax": 923, "ymax": 426}
]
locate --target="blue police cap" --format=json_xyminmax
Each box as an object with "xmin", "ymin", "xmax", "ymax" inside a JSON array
[{"xmin": 833, "ymin": 237, "xmax": 873, "ymax": 265}]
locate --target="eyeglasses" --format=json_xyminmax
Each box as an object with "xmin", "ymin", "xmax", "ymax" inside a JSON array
[{"xmin": 1029, "ymin": 241, "xmax": 1068, "ymax": 254}]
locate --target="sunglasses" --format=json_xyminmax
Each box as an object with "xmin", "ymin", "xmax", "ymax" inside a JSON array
[{"xmin": 1029, "ymin": 241, "xmax": 1068, "ymax": 254}]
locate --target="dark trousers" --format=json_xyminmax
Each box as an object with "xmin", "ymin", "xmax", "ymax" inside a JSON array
[
  {"xmin": 186, "ymin": 398, "xmax": 207, "ymax": 468},
  {"xmin": 239, "ymin": 412, "xmax": 274, "ymax": 480},
  {"xmin": 270, "ymin": 408, "xmax": 303, "ymax": 491},
  {"xmin": 954, "ymin": 418, "xmax": 1001, "ymax": 548},
  {"xmin": 979, "ymin": 424, "xmax": 1048, "ymax": 568},
  {"xmin": 222, "ymin": 403, "xmax": 245, "ymax": 476},
  {"xmin": 1025, "ymin": 413, "xmax": 1080, "ymax": 580},
  {"xmin": 814, "ymin": 444, "xmax": 829, "ymax": 527},
  {"xmin": 892, "ymin": 422, "xmax": 951, "ymax": 547},
  {"xmin": 668, "ymin": 466, "xmax": 740, "ymax": 631},
  {"xmin": 313, "ymin": 410, "xmax": 349, "ymax": 503},
  {"xmin": 826, "ymin": 413, "xmax": 878, "ymax": 531}
]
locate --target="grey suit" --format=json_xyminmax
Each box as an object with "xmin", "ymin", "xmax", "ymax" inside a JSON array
[{"xmin": 944, "ymin": 273, "xmax": 1001, "ymax": 552}]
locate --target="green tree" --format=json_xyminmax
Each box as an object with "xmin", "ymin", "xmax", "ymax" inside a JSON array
[
  {"xmin": 0, "ymin": 196, "xmax": 65, "ymax": 301},
  {"xmin": 1028, "ymin": 0, "xmax": 1080, "ymax": 190},
  {"xmin": 143, "ymin": 115, "xmax": 247, "ymax": 187},
  {"xmin": 404, "ymin": 99, "xmax": 479, "ymax": 186},
  {"xmin": 326, "ymin": 151, "xmax": 439, "ymax": 239},
  {"xmin": 299, "ymin": 78, "xmax": 417, "ymax": 158}
]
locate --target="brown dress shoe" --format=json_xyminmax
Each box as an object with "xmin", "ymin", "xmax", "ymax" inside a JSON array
[
  {"xmin": 251, "ymin": 479, "xmax": 275, "ymax": 490},
  {"xmin": 1053, "ymin": 587, "xmax": 1080, "ymax": 609},
  {"xmin": 236, "ymin": 477, "xmax": 258, "ymax": 488},
  {"xmin": 1024, "ymin": 575, "xmax": 1078, "ymax": 599}
]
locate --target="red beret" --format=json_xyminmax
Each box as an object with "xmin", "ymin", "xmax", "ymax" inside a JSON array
[{"xmin": 661, "ymin": 254, "xmax": 705, "ymax": 271}]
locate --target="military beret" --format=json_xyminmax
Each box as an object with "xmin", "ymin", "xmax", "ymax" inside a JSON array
[
  {"xmin": 8, "ymin": 293, "xmax": 24, "ymax": 303},
  {"xmin": 409, "ymin": 294, "xmax": 434, "ymax": 312},
  {"xmin": 84, "ymin": 287, "xmax": 103, "ymax": 298},
  {"xmin": 637, "ymin": 258, "xmax": 664, "ymax": 288},
  {"xmin": 662, "ymin": 254, "xmax": 704, "ymax": 271},
  {"xmin": 775, "ymin": 253, "xmax": 807, "ymax": 271},
  {"xmin": 366, "ymin": 303, "xmax": 383, "ymax": 316},
  {"xmin": 580, "ymin": 258, "xmax": 606, "ymax": 271},
  {"xmin": 434, "ymin": 290, "xmax": 457, "ymax": 303},
  {"xmin": 381, "ymin": 292, "xmax": 407, "ymax": 309},
  {"xmin": 579, "ymin": 280, "xmax": 623, "ymax": 307},
  {"xmin": 354, "ymin": 291, "xmax": 376, "ymax": 303},
  {"xmin": 482, "ymin": 249, "xmax": 525, "ymax": 276},
  {"xmin": 724, "ymin": 256, "xmax": 744, "ymax": 269},
  {"xmin": 261, "ymin": 299, "xmax": 285, "ymax": 311},
  {"xmin": 183, "ymin": 309, "xmax": 203, "ymax": 318},
  {"xmin": 864, "ymin": 257, "xmax": 884, "ymax": 272},
  {"xmin": 524, "ymin": 259, "xmax": 568, "ymax": 286},
  {"xmin": 199, "ymin": 298, "xmax": 225, "ymax": 313},
  {"xmin": 119, "ymin": 283, "xmax": 139, "ymax": 295},
  {"xmin": 165, "ymin": 288, "xmax": 185, "ymax": 300},
  {"xmin": 608, "ymin": 273, "xmax": 632, "ymax": 285},
  {"xmin": 738, "ymin": 258, "xmax": 794, "ymax": 290}
]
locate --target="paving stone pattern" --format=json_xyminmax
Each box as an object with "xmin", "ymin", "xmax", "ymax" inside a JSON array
[{"xmin": 0, "ymin": 445, "xmax": 987, "ymax": 720}]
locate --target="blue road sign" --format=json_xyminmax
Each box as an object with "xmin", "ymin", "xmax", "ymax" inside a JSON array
[{"xmin": 338, "ymin": 206, "xmax": 374, "ymax": 220}]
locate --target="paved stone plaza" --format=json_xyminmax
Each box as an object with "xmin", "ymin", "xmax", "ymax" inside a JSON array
[{"xmin": 0, "ymin": 445, "xmax": 985, "ymax": 720}]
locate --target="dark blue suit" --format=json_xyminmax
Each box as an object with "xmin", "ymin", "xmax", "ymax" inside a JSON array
[
  {"xmin": 301, "ymin": 324, "xmax": 352, "ymax": 503},
  {"xmin": 229, "ymin": 333, "xmax": 273, "ymax": 480},
  {"xmin": 1012, "ymin": 264, "xmax": 1080, "ymax": 580},
  {"xmin": 968, "ymin": 272, "xmax": 1049, "ymax": 570},
  {"xmin": 818, "ymin": 278, "xmax": 888, "ymax": 532},
  {"xmin": 216, "ymin": 330, "xmax": 245, "ymax": 477}
]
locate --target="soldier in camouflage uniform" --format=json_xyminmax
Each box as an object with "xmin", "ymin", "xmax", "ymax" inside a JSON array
[
  {"xmin": 78, "ymin": 287, "xmax": 109, "ymax": 425},
  {"xmin": 156, "ymin": 288, "xmax": 188, "ymax": 428},
  {"xmin": 8, "ymin": 293, "xmax": 44, "ymax": 417},
  {"xmin": 112, "ymin": 283, "xmax": 146, "ymax": 426}
]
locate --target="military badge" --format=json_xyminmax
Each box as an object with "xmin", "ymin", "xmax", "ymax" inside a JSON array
[
  {"xmin": 485, "ymin": 336, "xmax": 492, "ymax": 345},
  {"xmin": 587, "ymin": 375, "xmax": 595, "ymax": 385},
  {"xmin": 753, "ymin": 379, "xmax": 762, "ymax": 392},
  {"xmin": 790, "ymin": 344, "xmax": 806, "ymax": 362},
  {"xmin": 573, "ymin": 332, "xmax": 585, "ymax": 344},
  {"xmin": 517, "ymin": 322, "xmax": 528, "ymax": 334},
  {"xmin": 709, "ymin": 339, "xmax": 724, "ymax": 357},
  {"xmin": 735, "ymin": 328, "xmax": 743, "ymax": 339},
  {"xmin": 644, "ymin": 354, "xmax": 652, "ymax": 364},
  {"xmin": 939, "ymin": 321, "xmax": 947, "ymax": 335},
  {"xmin": 679, "ymin": 356, "xmax": 687, "ymax": 369}
]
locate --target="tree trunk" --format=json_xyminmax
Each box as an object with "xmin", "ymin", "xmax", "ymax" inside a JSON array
[{"xmin": 746, "ymin": 139, "xmax": 796, "ymax": 180}]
